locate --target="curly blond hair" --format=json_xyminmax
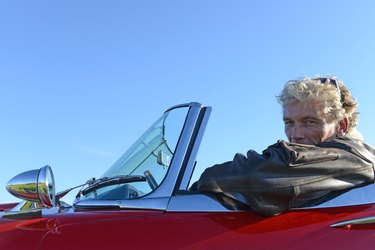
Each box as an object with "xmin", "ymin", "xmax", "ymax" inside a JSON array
[{"xmin": 277, "ymin": 77, "xmax": 362, "ymax": 140}]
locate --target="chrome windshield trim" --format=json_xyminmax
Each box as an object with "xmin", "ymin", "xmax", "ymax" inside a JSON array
[
  {"xmin": 145, "ymin": 103, "xmax": 204, "ymax": 198},
  {"xmin": 178, "ymin": 106, "xmax": 212, "ymax": 190},
  {"xmin": 74, "ymin": 197, "xmax": 169, "ymax": 211},
  {"xmin": 164, "ymin": 102, "xmax": 202, "ymax": 113},
  {"xmin": 74, "ymin": 200, "xmax": 121, "ymax": 209}
]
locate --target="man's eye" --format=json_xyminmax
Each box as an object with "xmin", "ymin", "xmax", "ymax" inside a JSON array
[
  {"xmin": 284, "ymin": 120, "xmax": 293, "ymax": 126},
  {"xmin": 305, "ymin": 120, "xmax": 318, "ymax": 125}
]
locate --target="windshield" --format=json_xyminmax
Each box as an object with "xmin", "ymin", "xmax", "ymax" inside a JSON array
[{"xmin": 82, "ymin": 106, "xmax": 188, "ymax": 200}]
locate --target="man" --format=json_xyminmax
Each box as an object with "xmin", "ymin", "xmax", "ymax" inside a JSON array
[{"xmin": 192, "ymin": 77, "xmax": 375, "ymax": 216}]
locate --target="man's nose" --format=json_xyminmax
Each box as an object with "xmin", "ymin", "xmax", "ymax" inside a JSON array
[{"xmin": 290, "ymin": 125, "xmax": 304, "ymax": 142}]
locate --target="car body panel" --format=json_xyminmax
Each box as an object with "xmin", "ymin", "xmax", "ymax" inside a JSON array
[{"xmin": 2, "ymin": 204, "xmax": 375, "ymax": 249}]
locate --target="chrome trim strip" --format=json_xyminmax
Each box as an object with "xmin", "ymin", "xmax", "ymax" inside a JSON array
[
  {"xmin": 179, "ymin": 107, "xmax": 212, "ymax": 190},
  {"xmin": 165, "ymin": 102, "xmax": 202, "ymax": 113},
  {"xmin": 331, "ymin": 215, "xmax": 375, "ymax": 228},
  {"xmin": 119, "ymin": 197, "xmax": 169, "ymax": 210},
  {"xmin": 74, "ymin": 197, "xmax": 169, "ymax": 211},
  {"xmin": 292, "ymin": 183, "xmax": 375, "ymax": 210},
  {"xmin": 74, "ymin": 200, "xmax": 121, "ymax": 208}
]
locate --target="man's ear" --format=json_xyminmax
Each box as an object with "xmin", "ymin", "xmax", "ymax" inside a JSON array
[{"xmin": 337, "ymin": 117, "xmax": 349, "ymax": 136}]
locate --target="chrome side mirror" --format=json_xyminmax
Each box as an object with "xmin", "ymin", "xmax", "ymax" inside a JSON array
[{"xmin": 6, "ymin": 165, "xmax": 56, "ymax": 207}]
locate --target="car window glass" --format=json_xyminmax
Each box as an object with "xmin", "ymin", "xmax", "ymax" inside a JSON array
[{"xmin": 82, "ymin": 107, "xmax": 188, "ymax": 200}]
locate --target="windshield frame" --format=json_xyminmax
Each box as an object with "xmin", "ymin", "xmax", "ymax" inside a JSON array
[{"xmin": 74, "ymin": 102, "xmax": 212, "ymax": 209}]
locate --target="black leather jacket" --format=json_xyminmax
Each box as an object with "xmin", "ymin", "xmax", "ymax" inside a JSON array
[{"xmin": 192, "ymin": 137, "xmax": 375, "ymax": 216}]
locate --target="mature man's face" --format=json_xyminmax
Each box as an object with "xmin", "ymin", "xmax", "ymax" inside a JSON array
[{"xmin": 283, "ymin": 100, "xmax": 339, "ymax": 145}]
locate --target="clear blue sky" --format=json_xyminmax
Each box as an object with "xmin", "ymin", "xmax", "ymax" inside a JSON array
[{"xmin": 1, "ymin": 0, "xmax": 375, "ymax": 203}]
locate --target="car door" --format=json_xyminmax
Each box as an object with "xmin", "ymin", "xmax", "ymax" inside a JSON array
[{"xmin": 161, "ymin": 189, "xmax": 375, "ymax": 249}]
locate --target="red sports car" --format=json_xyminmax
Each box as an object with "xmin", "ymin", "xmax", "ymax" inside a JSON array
[{"xmin": 1, "ymin": 102, "xmax": 375, "ymax": 249}]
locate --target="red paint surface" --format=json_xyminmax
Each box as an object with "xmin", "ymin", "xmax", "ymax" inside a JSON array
[{"xmin": 1, "ymin": 204, "xmax": 375, "ymax": 250}]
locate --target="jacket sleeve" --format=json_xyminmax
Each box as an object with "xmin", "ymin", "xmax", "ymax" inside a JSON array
[{"xmin": 194, "ymin": 139, "xmax": 375, "ymax": 216}]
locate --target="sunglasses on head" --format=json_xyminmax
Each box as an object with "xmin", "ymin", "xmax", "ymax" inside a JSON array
[{"xmin": 315, "ymin": 77, "xmax": 342, "ymax": 101}]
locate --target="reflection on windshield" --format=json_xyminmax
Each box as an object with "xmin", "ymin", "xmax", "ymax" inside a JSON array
[{"xmin": 82, "ymin": 106, "xmax": 188, "ymax": 200}]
